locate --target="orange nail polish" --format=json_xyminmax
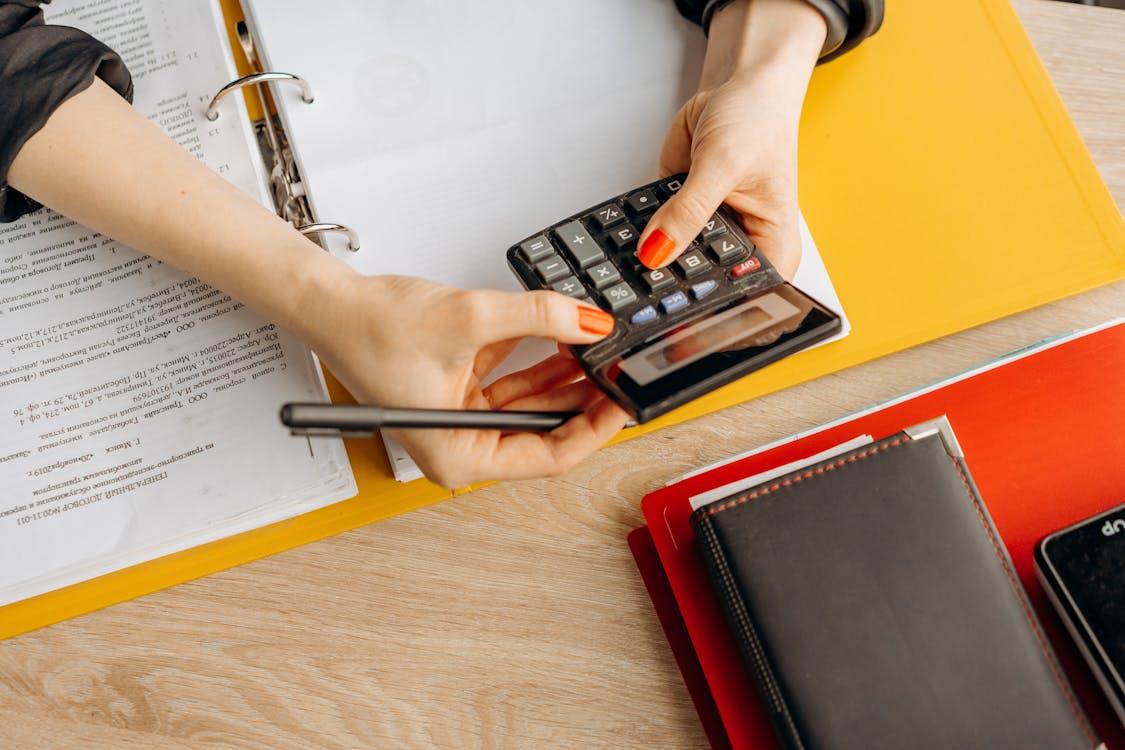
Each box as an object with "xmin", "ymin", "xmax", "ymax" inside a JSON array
[
  {"xmin": 578, "ymin": 306, "xmax": 614, "ymax": 336},
  {"xmin": 638, "ymin": 229, "xmax": 677, "ymax": 268}
]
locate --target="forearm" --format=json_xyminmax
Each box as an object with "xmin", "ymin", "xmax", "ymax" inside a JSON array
[
  {"xmin": 7, "ymin": 77, "xmax": 355, "ymax": 349},
  {"xmin": 700, "ymin": 0, "xmax": 826, "ymax": 94}
]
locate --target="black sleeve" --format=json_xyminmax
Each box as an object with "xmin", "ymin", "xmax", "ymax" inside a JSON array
[
  {"xmin": 0, "ymin": 0, "xmax": 133, "ymax": 222},
  {"xmin": 674, "ymin": 0, "xmax": 884, "ymax": 62}
]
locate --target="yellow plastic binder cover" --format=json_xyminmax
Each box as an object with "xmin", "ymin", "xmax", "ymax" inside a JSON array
[{"xmin": 3, "ymin": 0, "xmax": 1121, "ymax": 639}]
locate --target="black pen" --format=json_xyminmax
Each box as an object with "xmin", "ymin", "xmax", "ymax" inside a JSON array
[{"xmin": 280, "ymin": 403, "xmax": 578, "ymax": 437}]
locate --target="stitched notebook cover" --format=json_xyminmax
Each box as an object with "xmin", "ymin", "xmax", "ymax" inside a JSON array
[
  {"xmin": 637, "ymin": 320, "xmax": 1125, "ymax": 748},
  {"xmin": 691, "ymin": 429, "xmax": 1095, "ymax": 749},
  {"xmin": 4, "ymin": 0, "xmax": 1121, "ymax": 638}
]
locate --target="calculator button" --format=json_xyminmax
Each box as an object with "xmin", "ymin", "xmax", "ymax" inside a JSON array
[
  {"xmin": 659, "ymin": 291, "xmax": 690, "ymax": 315},
  {"xmin": 586, "ymin": 261, "xmax": 622, "ymax": 289},
  {"xmin": 700, "ymin": 215, "xmax": 728, "ymax": 241},
  {"xmin": 675, "ymin": 249, "xmax": 712, "ymax": 279},
  {"xmin": 691, "ymin": 280, "xmax": 718, "ymax": 300},
  {"xmin": 554, "ymin": 220, "xmax": 605, "ymax": 269},
  {"xmin": 708, "ymin": 236, "xmax": 748, "ymax": 265},
  {"xmin": 607, "ymin": 224, "xmax": 639, "ymax": 251},
  {"xmin": 601, "ymin": 282, "xmax": 639, "ymax": 312},
  {"xmin": 535, "ymin": 254, "xmax": 571, "ymax": 284},
  {"xmin": 641, "ymin": 267, "xmax": 676, "ymax": 294},
  {"xmin": 630, "ymin": 305, "xmax": 659, "ymax": 326},
  {"xmin": 731, "ymin": 257, "xmax": 762, "ymax": 278},
  {"xmin": 551, "ymin": 276, "xmax": 586, "ymax": 298},
  {"xmin": 625, "ymin": 189, "xmax": 659, "ymax": 216},
  {"xmin": 658, "ymin": 177, "xmax": 684, "ymax": 199},
  {"xmin": 589, "ymin": 204, "xmax": 626, "ymax": 232},
  {"xmin": 518, "ymin": 235, "xmax": 555, "ymax": 263}
]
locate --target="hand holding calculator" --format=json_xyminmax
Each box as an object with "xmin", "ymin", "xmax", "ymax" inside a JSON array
[{"xmin": 507, "ymin": 174, "xmax": 841, "ymax": 423}]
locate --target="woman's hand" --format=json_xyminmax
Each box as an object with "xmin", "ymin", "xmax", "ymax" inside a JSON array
[
  {"xmin": 10, "ymin": 80, "xmax": 627, "ymax": 490},
  {"xmin": 301, "ymin": 271, "xmax": 629, "ymax": 489},
  {"xmin": 637, "ymin": 0, "xmax": 827, "ymax": 280}
]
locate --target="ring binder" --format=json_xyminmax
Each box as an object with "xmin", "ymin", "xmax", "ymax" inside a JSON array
[
  {"xmin": 205, "ymin": 71, "xmax": 312, "ymax": 122},
  {"xmin": 205, "ymin": 25, "xmax": 362, "ymax": 253},
  {"xmin": 298, "ymin": 222, "xmax": 360, "ymax": 252}
]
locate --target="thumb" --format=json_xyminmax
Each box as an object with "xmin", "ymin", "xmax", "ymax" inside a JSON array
[
  {"xmin": 637, "ymin": 157, "xmax": 732, "ymax": 269},
  {"xmin": 460, "ymin": 289, "xmax": 616, "ymax": 348}
]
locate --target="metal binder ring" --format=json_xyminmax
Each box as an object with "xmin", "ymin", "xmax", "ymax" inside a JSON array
[
  {"xmin": 298, "ymin": 223, "xmax": 361, "ymax": 252},
  {"xmin": 205, "ymin": 72, "xmax": 314, "ymax": 121}
]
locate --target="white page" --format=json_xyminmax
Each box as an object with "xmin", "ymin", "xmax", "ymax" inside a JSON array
[
  {"xmin": 245, "ymin": 0, "xmax": 849, "ymax": 480},
  {"xmin": 0, "ymin": 0, "xmax": 354, "ymax": 607}
]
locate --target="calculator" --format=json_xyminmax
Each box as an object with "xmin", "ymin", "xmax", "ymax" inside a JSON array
[
  {"xmin": 1036, "ymin": 503, "xmax": 1125, "ymax": 726},
  {"xmin": 507, "ymin": 174, "xmax": 842, "ymax": 423}
]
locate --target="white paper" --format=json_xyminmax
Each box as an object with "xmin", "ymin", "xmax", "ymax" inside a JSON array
[
  {"xmin": 244, "ymin": 0, "xmax": 850, "ymax": 481},
  {"xmin": 0, "ymin": 0, "xmax": 355, "ymax": 607}
]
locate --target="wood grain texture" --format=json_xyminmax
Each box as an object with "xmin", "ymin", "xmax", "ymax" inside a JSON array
[{"xmin": 2, "ymin": 2, "xmax": 1122, "ymax": 748}]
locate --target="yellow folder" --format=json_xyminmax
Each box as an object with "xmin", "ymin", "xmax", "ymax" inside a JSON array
[{"xmin": 3, "ymin": 0, "xmax": 1122, "ymax": 639}]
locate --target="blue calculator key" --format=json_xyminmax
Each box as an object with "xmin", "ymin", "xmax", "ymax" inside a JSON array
[
  {"xmin": 691, "ymin": 280, "xmax": 718, "ymax": 300},
  {"xmin": 659, "ymin": 291, "xmax": 690, "ymax": 315},
  {"xmin": 630, "ymin": 305, "xmax": 659, "ymax": 326}
]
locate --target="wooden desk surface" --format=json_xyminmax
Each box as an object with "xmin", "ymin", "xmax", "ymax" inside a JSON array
[{"xmin": 3, "ymin": 2, "xmax": 1123, "ymax": 747}]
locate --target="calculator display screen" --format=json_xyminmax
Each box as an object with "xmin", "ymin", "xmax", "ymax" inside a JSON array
[
  {"xmin": 619, "ymin": 291, "xmax": 802, "ymax": 386},
  {"xmin": 603, "ymin": 284, "xmax": 836, "ymax": 414}
]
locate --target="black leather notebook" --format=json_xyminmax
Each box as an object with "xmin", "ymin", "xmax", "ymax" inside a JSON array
[{"xmin": 690, "ymin": 418, "xmax": 1098, "ymax": 750}]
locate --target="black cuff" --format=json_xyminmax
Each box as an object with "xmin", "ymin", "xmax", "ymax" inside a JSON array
[{"xmin": 0, "ymin": 24, "xmax": 132, "ymax": 222}]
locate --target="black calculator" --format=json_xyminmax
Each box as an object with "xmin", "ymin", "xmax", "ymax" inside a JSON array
[
  {"xmin": 507, "ymin": 174, "xmax": 842, "ymax": 423},
  {"xmin": 1036, "ymin": 503, "xmax": 1125, "ymax": 726}
]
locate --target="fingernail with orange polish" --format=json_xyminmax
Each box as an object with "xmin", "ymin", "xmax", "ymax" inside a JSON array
[
  {"xmin": 637, "ymin": 229, "xmax": 677, "ymax": 269},
  {"xmin": 578, "ymin": 306, "xmax": 615, "ymax": 336}
]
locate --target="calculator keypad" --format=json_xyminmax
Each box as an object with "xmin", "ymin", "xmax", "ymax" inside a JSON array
[{"xmin": 508, "ymin": 173, "xmax": 768, "ymax": 339}]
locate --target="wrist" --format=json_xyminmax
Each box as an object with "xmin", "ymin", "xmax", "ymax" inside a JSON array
[
  {"xmin": 277, "ymin": 234, "xmax": 364, "ymax": 353},
  {"xmin": 700, "ymin": 0, "xmax": 826, "ymax": 91}
]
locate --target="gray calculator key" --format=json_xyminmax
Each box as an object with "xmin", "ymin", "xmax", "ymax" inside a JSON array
[
  {"xmin": 708, "ymin": 236, "xmax": 748, "ymax": 265},
  {"xmin": 625, "ymin": 189, "xmax": 659, "ymax": 216},
  {"xmin": 551, "ymin": 276, "xmax": 586, "ymax": 298},
  {"xmin": 586, "ymin": 261, "xmax": 622, "ymax": 289},
  {"xmin": 601, "ymin": 282, "xmax": 638, "ymax": 312},
  {"xmin": 675, "ymin": 249, "xmax": 712, "ymax": 279},
  {"xmin": 608, "ymin": 224, "xmax": 639, "ymax": 251},
  {"xmin": 641, "ymin": 267, "xmax": 676, "ymax": 294},
  {"xmin": 519, "ymin": 235, "xmax": 555, "ymax": 263},
  {"xmin": 699, "ymin": 215, "xmax": 727, "ymax": 241},
  {"xmin": 589, "ymin": 204, "xmax": 626, "ymax": 232},
  {"xmin": 534, "ymin": 254, "xmax": 571, "ymax": 284},
  {"xmin": 553, "ymin": 220, "xmax": 605, "ymax": 269}
]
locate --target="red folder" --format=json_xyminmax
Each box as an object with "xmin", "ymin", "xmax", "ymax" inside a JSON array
[{"xmin": 631, "ymin": 320, "xmax": 1125, "ymax": 749}]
